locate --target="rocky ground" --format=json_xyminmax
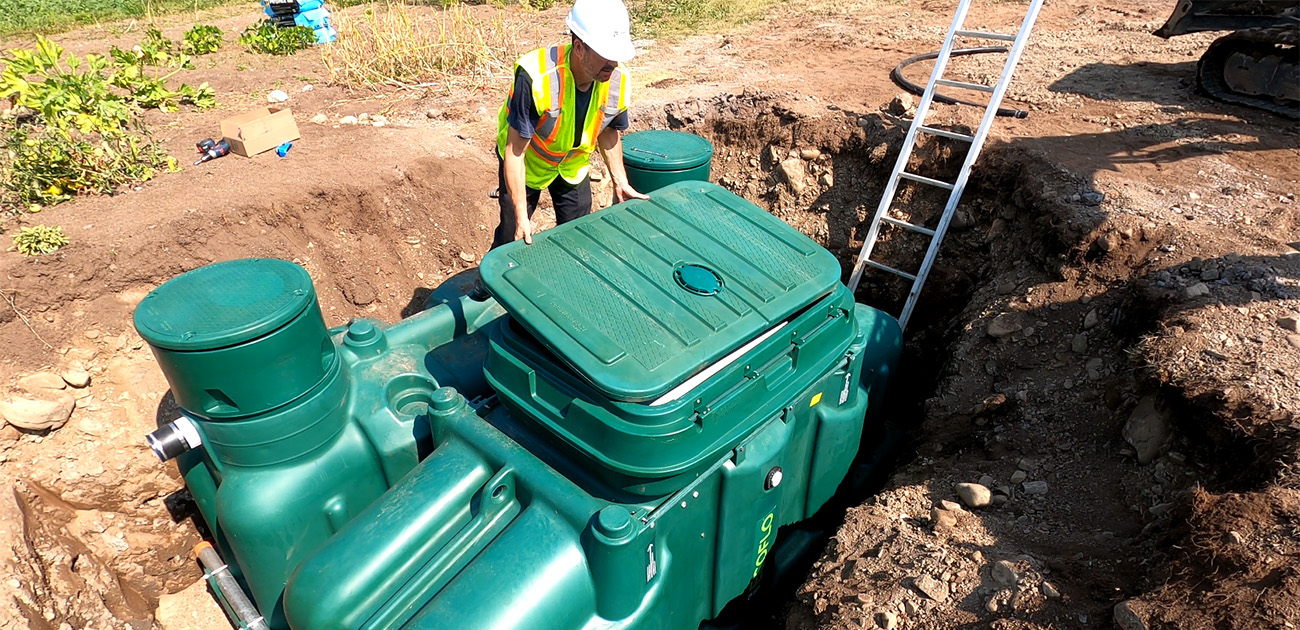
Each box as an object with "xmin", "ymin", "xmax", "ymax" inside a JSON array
[{"xmin": 0, "ymin": 0, "xmax": 1297, "ymax": 629}]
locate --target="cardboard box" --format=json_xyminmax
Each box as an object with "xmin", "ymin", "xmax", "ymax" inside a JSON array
[{"xmin": 220, "ymin": 107, "xmax": 300, "ymax": 157}]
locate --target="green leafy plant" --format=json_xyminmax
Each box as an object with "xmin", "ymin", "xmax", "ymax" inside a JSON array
[
  {"xmin": 12, "ymin": 225, "xmax": 70, "ymax": 256},
  {"xmin": 0, "ymin": 36, "xmax": 189, "ymax": 212},
  {"xmin": 140, "ymin": 27, "xmax": 176, "ymax": 64},
  {"xmin": 239, "ymin": 22, "xmax": 317, "ymax": 56},
  {"xmin": 1, "ymin": 125, "xmax": 178, "ymax": 211},
  {"xmin": 0, "ymin": 37, "xmax": 132, "ymax": 134},
  {"xmin": 106, "ymin": 29, "xmax": 216, "ymax": 113},
  {"xmin": 183, "ymin": 25, "xmax": 224, "ymax": 55},
  {"xmin": 108, "ymin": 46, "xmax": 216, "ymax": 112}
]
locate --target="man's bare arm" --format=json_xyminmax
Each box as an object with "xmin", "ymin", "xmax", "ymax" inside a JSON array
[{"xmin": 599, "ymin": 127, "xmax": 649, "ymax": 205}]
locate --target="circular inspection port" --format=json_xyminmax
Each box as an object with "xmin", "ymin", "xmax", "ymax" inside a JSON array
[
  {"xmin": 384, "ymin": 375, "xmax": 438, "ymax": 417},
  {"xmin": 674, "ymin": 264, "xmax": 723, "ymax": 296}
]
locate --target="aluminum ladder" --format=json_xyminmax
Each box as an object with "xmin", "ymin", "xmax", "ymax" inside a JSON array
[{"xmin": 847, "ymin": 0, "xmax": 1046, "ymax": 331}]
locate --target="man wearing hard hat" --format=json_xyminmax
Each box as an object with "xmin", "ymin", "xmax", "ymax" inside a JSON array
[{"xmin": 488, "ymin": 0, "xmax": 649, "ymax": 250}]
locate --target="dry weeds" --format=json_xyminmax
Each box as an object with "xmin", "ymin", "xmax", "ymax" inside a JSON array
[{"xmin": 323, "ymin": 1, "xmax": 533, "ymax": 91}]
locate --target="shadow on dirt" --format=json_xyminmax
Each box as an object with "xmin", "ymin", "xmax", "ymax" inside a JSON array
[{"xmin": 1046, "ymin": 60, "xmax": 1299, "ymax": 124}]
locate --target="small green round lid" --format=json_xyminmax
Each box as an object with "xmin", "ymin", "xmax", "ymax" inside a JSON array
[
  {"xmin": 622, "ymin": 130, "xmax": 713, "ymax": 171},
  {"xmin": 134, "ymin": 258, "xmax": 315, "ymax": 351},
  {"xmin": 675, "ymin": 264, "xmax": 723, "ymax": 296}
]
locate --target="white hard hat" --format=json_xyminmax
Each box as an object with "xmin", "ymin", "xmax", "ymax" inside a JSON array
[{"xmin": 567, "ymin": 0, "xmax": 636, "ymax": 63}]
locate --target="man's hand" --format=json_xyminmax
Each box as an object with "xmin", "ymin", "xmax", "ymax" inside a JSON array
[
  {"xmin": 504, "ymin": 128, "xmax": 532, "ymax": 244},
  {"xmin": 613, "ymin": 180, "xmax": 649, "ymax": 204},
  {"xmin": 514, "ymin": 215, "xmax": 533, "ymax": 244},
  {"xmin": 598, "ymin": 127, "xmax": 650, "ymax": 207}
]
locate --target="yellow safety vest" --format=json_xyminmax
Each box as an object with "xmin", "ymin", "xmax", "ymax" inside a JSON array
[{"xmin": 496, "ymin": 44, "xmax": 630, "ymax": 189}]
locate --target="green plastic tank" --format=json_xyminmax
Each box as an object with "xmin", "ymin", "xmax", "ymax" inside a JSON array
[
  {"xmin": 136, "ymin": 184, "xmax": 904, "ymax": 630},
  {"xmin": 622, "ymin": 130, "xmax": 713, "ymax": 193}
]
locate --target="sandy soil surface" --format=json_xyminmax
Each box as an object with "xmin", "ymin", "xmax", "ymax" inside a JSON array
[{"xmin": 0, "ymin": 0, "xmax": 1297, "ymax": 629}]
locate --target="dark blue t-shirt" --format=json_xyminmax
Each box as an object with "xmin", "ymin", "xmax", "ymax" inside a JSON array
[{"xmin": 506, "ymin": 67, "xmax": 629, "ymax": 146}]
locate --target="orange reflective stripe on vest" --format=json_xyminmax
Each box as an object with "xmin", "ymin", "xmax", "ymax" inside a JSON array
[{"xmin": 496, "ymin": 44, "xmax": 631, "ymax": 189}]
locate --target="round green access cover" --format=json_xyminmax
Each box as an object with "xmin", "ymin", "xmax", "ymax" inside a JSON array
[
  {"xmin": 622, "ymin": 130, "xmax": 713, "ymax": 172},
  {"xmin": 674, "ymin": 264, "xmax": 722, "ymax": 296},
  {"xmin": 134, "ymin": 258, "xmax": 315, "ymax": 351}
]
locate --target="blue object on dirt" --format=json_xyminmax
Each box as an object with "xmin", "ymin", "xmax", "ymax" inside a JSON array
[{"xmin": 276, "ymin": 142, "xmax": 293, "ymax": 158}]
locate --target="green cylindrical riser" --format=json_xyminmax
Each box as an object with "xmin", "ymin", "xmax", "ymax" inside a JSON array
[
  {"xmin": 196, "ymin": 358, "xmax": 350, "ymax": 468},
  {"xmin": 135, "ymin": 259, "xmax": 337, "ymax": 420},
  {"xmin": 626, "ymin": 162, "xmax": 711, "ymax": 194},
  {"xmin": 148, "ymin": 302, "xmax": 335, "ymax": 419},
  {"xmin": 622, "ymin": 130, "xmax": 713, "ymax": 193}
]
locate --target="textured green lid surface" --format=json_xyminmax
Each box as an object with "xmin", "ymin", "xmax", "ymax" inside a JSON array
[
  {"xmin": 480, "ymin": 181, "xmax": 840, "ymax": 402},
  {"xmin": 622, "ymin": 130, "xmax": 714, "ymax": 172},
  {"xmin": 134, "ymin": 258, "xmax": 315, "ymax": 351}
]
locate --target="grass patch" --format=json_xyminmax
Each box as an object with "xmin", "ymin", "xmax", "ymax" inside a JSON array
[
  {"xmin": 0, "ymin": 0, "xmax": 247, "ymax": 38},
  {"xmin": 627, "ymin": 0, "xmax": 777, "ymax": 36},
  {"xmin": 323, "ymin": 1, "xmax": 530, "ymax": 91}
]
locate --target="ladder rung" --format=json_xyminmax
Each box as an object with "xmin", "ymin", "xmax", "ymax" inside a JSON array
[
  {"xmin": 898, "ymin": 171, "xmax": 956, "ymax": 191},
  {"xmin": 917, "ymin": 126, "xmax": 974, "ymax": 142},
  {"xmin": 862, "ymin": 259, "xmax": 917, "ymax": 282},
  {"xmin": 935, "ymin": 78, "xmax": 995, "ymax": 93},
  {"xmin": 881, "ymin": 216, "xmax": 936, "ymax": 236},
  {"xmin": 954, "ymin": 29, "xmax": 1017, "ymax": 42}
]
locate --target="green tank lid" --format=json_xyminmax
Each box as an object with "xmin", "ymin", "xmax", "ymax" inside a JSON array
[
  {"xmin": 622, "ymin": 130, "xmax": 713, "ymax": 172},
  {"xmin": 135, "ymin": 258, "xmax": 315, "ymax": 351},
  {"xmin": 481, "ymin": 181, "xmax": 840, "ymax": 402}
]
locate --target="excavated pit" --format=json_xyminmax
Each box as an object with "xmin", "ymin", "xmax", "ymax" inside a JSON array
[
  {"xmin": 1, "ymin": 90, "xmax": 1295, "ymax": 629},
  {"xmin": 651, "ymin": 91, "xmax": 1300, "ymax": 628}
]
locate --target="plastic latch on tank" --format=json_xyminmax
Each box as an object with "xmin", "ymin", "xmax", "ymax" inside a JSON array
[
  {"xmin": 792, "ymin": 306, "xmax": 846, "ymax": 348},
  {"xmin": 693, "ymin": 397, "xmax": 712, "ymax": 423}
]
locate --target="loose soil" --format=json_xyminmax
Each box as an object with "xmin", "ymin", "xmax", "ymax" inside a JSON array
[{"xmin": 0, "ymin": 1, "xmax": 1297, "ymax": 629}]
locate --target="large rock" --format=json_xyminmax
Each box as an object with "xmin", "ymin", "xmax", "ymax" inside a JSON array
[
  {"xmin": 912, "ymin": 574, "xmax": 948, "ymax": 602},
  {"xmin": 61, "ymin": 369, "xmax": 91, "ymax": 388},
  {"xmin": 874, "ymin": 611, "xmax": 898, "ymax": 629},
  {"xmin": 931, "ymin": 506, "xmax": 957, "ymax": 529},
  {"xmin": 0, "ymin": 395, "xmax": 74, "ymax": 431},
  {"xmin": 777, "ymin": 158, "xmax": 808, "ymax": 194},
  {"xmin": 987, "ymin": 313, "xmax": 1025, "ymax": 339},
  {"xmin": 1113, "ymin": 600, "xmax": 1150, "ymax": 630},
  {"xmin": 955, "ymin": 482, "xmax": 992, "ymax": 508},
  {"xmin": 887, "ymin": 93, "xmax": 914, "ymax": 116},
  {"xmin": 1083, "ymin": 309, "xmax": 1099, "ymax": 330},
  {"xmin": 18, "ymin": 372, "xmax": 66, "ymax": 393},
  {"xmin": 991, "ymin": 560, "xmax": 1019, "ymax": 586},
  {"xmin": 156, "ymin": 579, "xmax": 230, "ymax": 630},
  {"xmin": 1123, "ymin": 395, "xmax": 1172, "ymax": 464},
  {"xmin": 1279, "ymin": 315, "xmax": 1300, "ymax": 333}
]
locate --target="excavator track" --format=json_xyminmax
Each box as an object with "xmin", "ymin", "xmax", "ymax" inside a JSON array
[{"xmin": 1197, "ymin": 25, "xmax": 1299, "ymax": 118}]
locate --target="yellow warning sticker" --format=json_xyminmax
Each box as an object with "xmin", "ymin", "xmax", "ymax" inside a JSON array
[{"xmin": 809, "ymin": 393, "xmax": 823, "ymax": 407}]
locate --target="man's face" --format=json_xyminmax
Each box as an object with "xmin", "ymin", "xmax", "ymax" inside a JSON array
[{"xmin": 575, "ymin": 39, "xmax": 617, "ymax": 82}]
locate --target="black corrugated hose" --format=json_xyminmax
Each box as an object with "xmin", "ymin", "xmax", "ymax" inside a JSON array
[{"xmin": 890, "ymin": 46, "xmax": 1030, "ymax": 118}]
